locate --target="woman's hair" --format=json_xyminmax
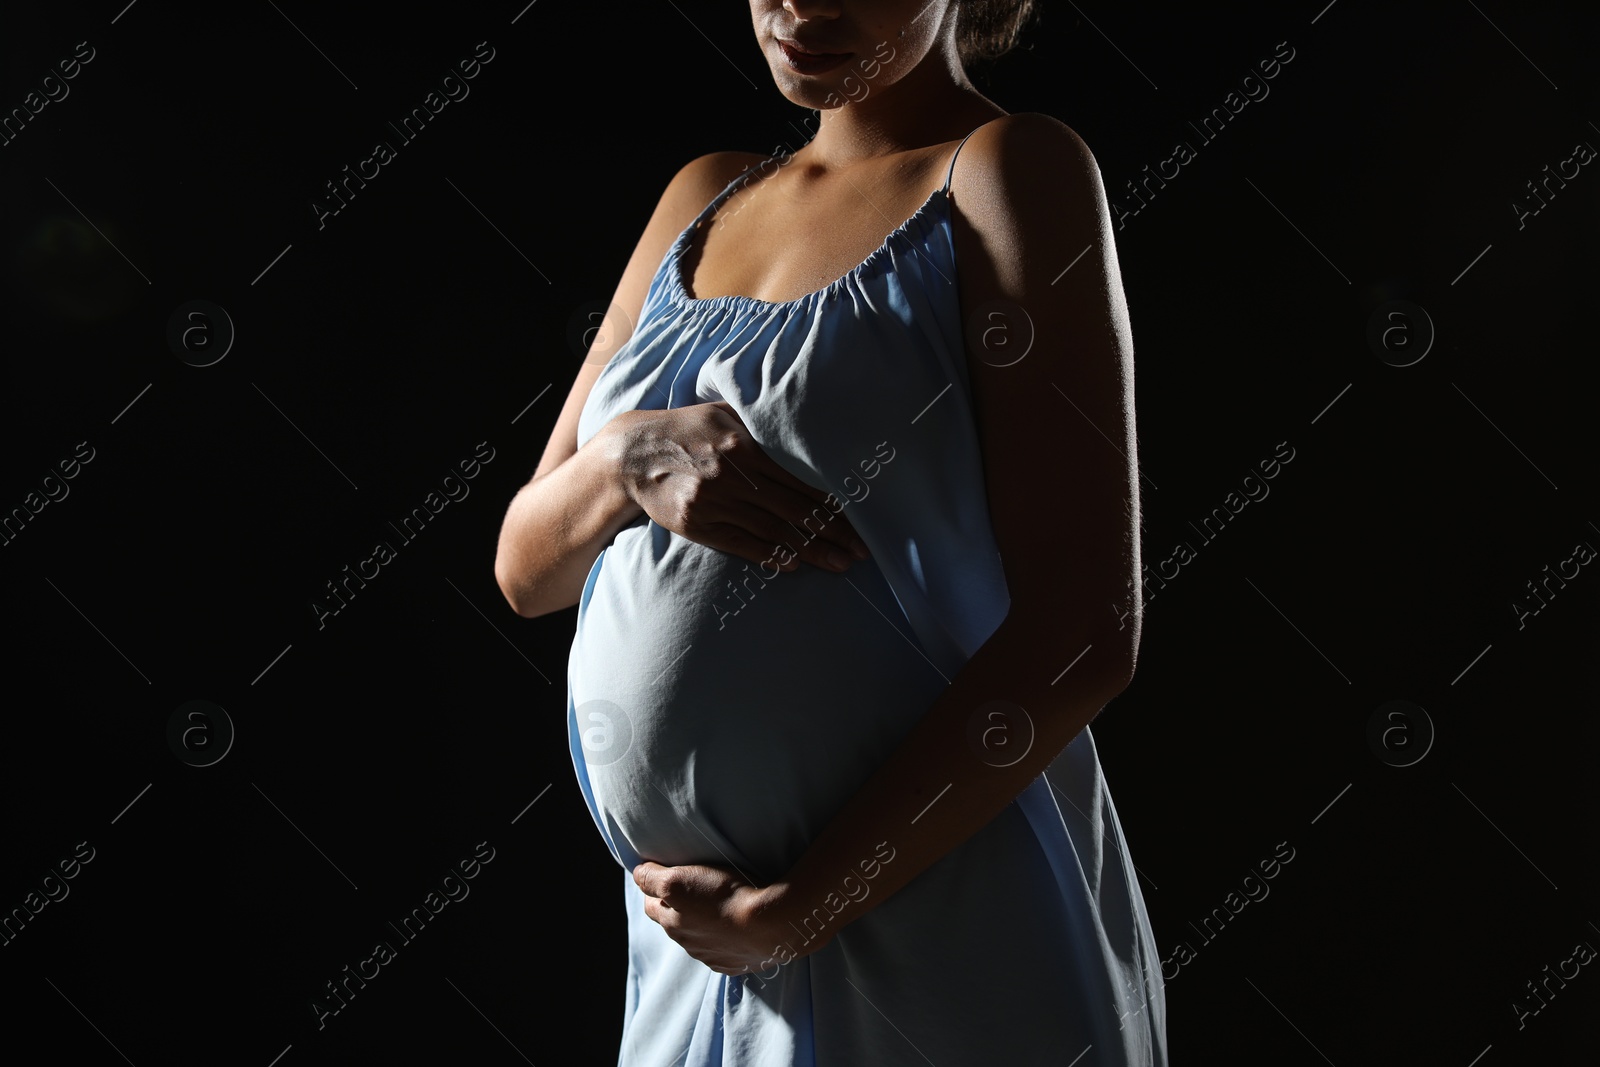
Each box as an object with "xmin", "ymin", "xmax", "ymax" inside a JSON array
[{"xmin": 955, "ymin": 0, "xmax": 1037, "ymax": 67}]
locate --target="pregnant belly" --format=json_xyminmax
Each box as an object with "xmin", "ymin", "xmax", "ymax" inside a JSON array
[{"xmin": 568, "ymin": 519, "xmax": 946, "ymax": 880}]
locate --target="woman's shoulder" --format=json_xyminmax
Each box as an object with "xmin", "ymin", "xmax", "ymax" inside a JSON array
[
  {"xmin": 949, "ymin": 112, "xmax": 1104, "ymax": 226},
  {"xmin": 654, "ymin": 150, "xmax": 772, "ymax": 226},
  {"xmin": 959, "ymin": 112, "xmax": 1098, "ymax": 173}
]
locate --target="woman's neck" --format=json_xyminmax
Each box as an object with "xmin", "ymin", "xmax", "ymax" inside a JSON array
[{"xmin": 799, "ymin": 65, "xmax": 1006, "ymax": 170}]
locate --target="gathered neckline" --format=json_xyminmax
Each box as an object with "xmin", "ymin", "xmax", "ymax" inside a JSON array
[{"xmin": 668, "ymin": 180, "xmax": 952, "ymax": 313}]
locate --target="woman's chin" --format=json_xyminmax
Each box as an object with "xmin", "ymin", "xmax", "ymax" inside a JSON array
[{"xmin": 767, "ymin": 72, "xmax": 847, "ymax": 111}]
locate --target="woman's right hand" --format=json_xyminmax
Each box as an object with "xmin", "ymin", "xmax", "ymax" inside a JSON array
[{"xmin": 608, "ymin": 402, "xmax": 869, "ymax": 573}]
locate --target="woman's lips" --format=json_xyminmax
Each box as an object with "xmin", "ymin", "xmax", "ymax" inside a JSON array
[{"xmin": 777, "ymin": 39, "xmax": 852, "ymax": 75}]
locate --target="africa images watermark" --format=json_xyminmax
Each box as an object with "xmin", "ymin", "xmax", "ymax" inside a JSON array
[
  {"xmin": 716, "ymin": 37, "xmax": 900, "ymax": 231},
  {"xmin": 1511, "ymin": 934, "xmax": 1594, "ymax": 1032},
  {"xmin": 1510, "ymin": 137, "xmax": 1594, "ymax": 232},
  {"xmin": 1109, "ymin": 39, "xmax": 1297, "ymax": 230},
  {"xmin": 1, "ymin": 841, "xmax": 97, "ymax": 948},
  {"xmin": 1, "ymin": 39, "xmax": 96, "ymax": 148},
  {"xmin": 742, "ymin": 841, "xmax": 898, "ymax": 989},
  {"xmin": 2, "ymin": 440, "xmax": 96, "ymax": 548},
  {"xmin": 311, "ymin": 41, "xmax": 497, "ymax": 231},
  {"xmin": 309, "ymin": 840, "xmax": 496, "ymax": 1030},
  {"xmin": 1159, "ymin": 840, "xmax": 1296, "ymax": 982},
  {"xmin": 1130, "ymin": 440, "xmax": 1296, "ymax": 618},
  {"xmin": 311, "ymin": 441, "xmax": 496, "ymax": 629},
  {"xmin": 1510, "ymin": 535, "xmax": 1593, "ymax": 631},
  {"xmin": 711, "ymin": 440, "xmax": 896, "ymax": 631}
]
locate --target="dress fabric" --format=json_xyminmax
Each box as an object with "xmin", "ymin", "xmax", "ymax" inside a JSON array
[{"xmin": 567, "ymin": 122, "xmax": 1168, "ymax": 1066}]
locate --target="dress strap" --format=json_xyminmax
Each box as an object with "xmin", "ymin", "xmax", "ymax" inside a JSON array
[
  {"xmin": 940, "ymin": 127, "xmax": 979, "ymax": 194},
  {"xmin": 942, "ymin": 117, "xmax": 1005, "ymax": 192}
]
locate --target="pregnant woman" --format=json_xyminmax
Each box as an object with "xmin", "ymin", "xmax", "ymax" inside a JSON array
[{"xmin": 494, "ymin": 1, "xmax": 1165, "ymax": 1063}]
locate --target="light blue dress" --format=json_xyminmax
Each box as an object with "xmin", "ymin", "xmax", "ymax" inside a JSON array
[{"xmin": 568, "ymin": 123, "xmax": 1168, "ymax": 1066}]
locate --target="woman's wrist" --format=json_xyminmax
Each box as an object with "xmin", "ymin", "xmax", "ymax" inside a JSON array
[
  {"xmin": 741, "ymin": 880, "xmax": 838, "ymax": 970},
  {"xmin": 597, "ymin": 409, "xmax": 648, "ymax": 518}
]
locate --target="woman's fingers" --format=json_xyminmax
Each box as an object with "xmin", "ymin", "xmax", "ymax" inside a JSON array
[
  {"xmin": 638, "ymin": 401, "xmax": 871, "ymax": 569},
  {"xmin": 741, "ymin": 448, "xmax": 864, "ymax": 521},
  {"xmin": 680, "ymin": 488, "xmax": 863, "ymax": 572},
  {"xmin": 722, "ymin": 499, "xmax": 862, "ymax": 573},
  {"xmin": 709, "ymin": 402, "xmax": 869, "ymax": 545},
  {"xmin": 724, "ymin": 455, "xmax": 869, "ymax": 561},
  {"xmin": 696, "ymin": 524, "xmax": 806, "ymax": 573}
]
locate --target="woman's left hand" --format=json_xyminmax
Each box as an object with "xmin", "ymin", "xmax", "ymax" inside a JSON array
[{"xmin": 633, "ymin": 861, "xmax": 825, "ymax": 976}]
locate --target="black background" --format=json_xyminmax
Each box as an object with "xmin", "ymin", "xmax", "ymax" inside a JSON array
[{"xmin": 3, "ymin": 1, "xmax": 1596, "ymax": 1064}]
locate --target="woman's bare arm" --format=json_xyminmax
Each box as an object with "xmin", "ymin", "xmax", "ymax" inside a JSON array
[
  {"xmin": 760, "ymin": 113, "xmax": 1141, "ymax": 935},
  {"xmin": 494, "ymin": 151, "xmax": 767, "ymax": 618}
]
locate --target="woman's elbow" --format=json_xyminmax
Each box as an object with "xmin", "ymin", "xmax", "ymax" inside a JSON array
[
  {"xmin": 493, "ymin": 551, "xmax": 538, "ymax": 618},
  {"xmin": 1105, "ymin": 654, "xmax": 1137, "ymax": 703},
  {"xmin": 1106, "ymin": 617, "xmax": 1141, "ymax": 697},
  {"xmin": 1008, "ymin": 599, "xmax": 1140, "ymax": 697}
]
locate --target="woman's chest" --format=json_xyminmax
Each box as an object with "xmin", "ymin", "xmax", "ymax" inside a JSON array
[{"xmin": 681, "ymin": 159, "xmax": 951, "ymax": 306}]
